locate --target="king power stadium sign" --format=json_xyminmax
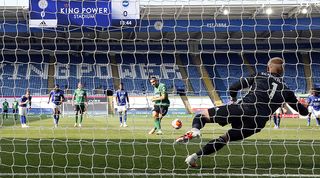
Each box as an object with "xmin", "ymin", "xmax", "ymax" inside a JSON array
[{"xmin": 29, "ymin": 0, "xmax": 112, "ymax": 27}]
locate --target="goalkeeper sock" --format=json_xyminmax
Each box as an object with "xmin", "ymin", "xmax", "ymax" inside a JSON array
[
  {"xmin": 80, "ymin": 115, "xmax": 83, "ymax": 123},
  {"xmin": 196, "ymin": 137, "xmax": 227, "ymax": 156},
  {"xmin": 192, "ymin": 114, "xmax": 208, "ymax": 130}
]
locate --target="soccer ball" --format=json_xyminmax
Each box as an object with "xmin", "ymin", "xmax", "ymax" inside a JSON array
[{"xmin": 171, "ymin": 119, "xmax": 182, "ymax": 129}]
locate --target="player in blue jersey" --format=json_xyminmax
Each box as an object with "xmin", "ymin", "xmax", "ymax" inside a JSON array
[
  {"xmin": 48, "ymin": 84, "xmax": 65, "ymax": 128},
  {"xmin": 19, "ymin": 90, "xmax": 32, "ymax": 128},
  {"xmin": 306, "ymin": 88, "xmax": 320, "ymax": 126},
  {"xmin": 116, "ymin": 83, "xmax": 130, "ymax": 127}
]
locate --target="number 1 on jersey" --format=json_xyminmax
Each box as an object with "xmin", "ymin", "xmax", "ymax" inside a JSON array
[{"xmin": 269, "ymin": 82, "xmax": 278, "ymax": 99}]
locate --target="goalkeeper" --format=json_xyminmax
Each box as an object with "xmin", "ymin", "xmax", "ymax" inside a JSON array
[
  {"xmin": 148, "ymin": 77, "xmax": 170, "ymax": 135},
  {"xmin": 176, "ymin": 57, "xmax": 309, "ymax": 167},
  {"xmin": 72, "ymin": 82, "xmax": 88, "ymax": 127}
]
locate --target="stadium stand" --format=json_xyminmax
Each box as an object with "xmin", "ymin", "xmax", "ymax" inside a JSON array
[
  {"xmin": 310, "ymin": 52, "xmax": 320, "ymax": 85},
  {"xmin": 0, "ymin": 51, "xmax": 312, "ymax": 97}
]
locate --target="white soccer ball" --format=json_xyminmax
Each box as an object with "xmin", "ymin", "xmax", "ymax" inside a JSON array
[{"xmin": 171, "ymin": 119, "xmax": 182, "ymax": 129}]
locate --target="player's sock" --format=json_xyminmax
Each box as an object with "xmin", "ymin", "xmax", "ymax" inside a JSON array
[
  {"xmin": 124, "ymin": 112, "xmax": 127, "ymax": 123},
  {"xmin": 192, "ymin": 114, "xmax": 208, "ymax": 130},
  {"xmin": 196, "ymin": 137, "xmax": 227, "ymax": 156},
  {"xmin": 21, "ymin": 116, "xmax": 26, "ymax": 124},
  {"xmin": 316, "ymin": 118, "xmax": 320, "ymax": 126},
  {"xmin": 307, "ymin": 116, "xmax": 311, "ymax": 126},
  {"xmin": 277, "ymin": 117, "xmax": 281, "ymax": 127},
  {"xmin": 154, "ymin": 118, "xmax": 161, "ymax": 130},
  {"xmin": 119, "ymin": 115, "xmax": 122, "ymax": 124},
  {"xmin": 56, "ymin": 114, "xmax": 59, "ymax": 125},
  {"xmin": 53, "ymin": 115, "xmax": 56, "ymax": 124},
  {"xmin": 20, "ymin": 116, "xmax": 24, "ymax": 124},
  {"xmin": 75, "ymin": 115, "xmax": 78, "ymax": 124},
  {"xmin": 273, "ymin": 116, "xmax": 277, "ymax": 126},
  {"xmin": 80, "ymin": 115, "xmax": 83, "ymax": 124}
]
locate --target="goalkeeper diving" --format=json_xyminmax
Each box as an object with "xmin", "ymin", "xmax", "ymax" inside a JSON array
[{"xmin": 176, "ymin": 57, "xmax": 309, "ymax": 167}]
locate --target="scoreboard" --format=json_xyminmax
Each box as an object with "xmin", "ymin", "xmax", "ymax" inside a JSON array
[
  {"xmin": 112, "ymin": 0, "xmax": 140, "ymax": 26},
  {"xmin": 29, "ymin": 0, "xmax": 140, "ymax": 28}
]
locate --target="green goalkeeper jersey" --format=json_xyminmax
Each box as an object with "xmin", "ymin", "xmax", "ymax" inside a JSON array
[
  {"xmin": 12, "ymin": 101, "xmax": 19, "ymax": 110},
  {"xmin": 73, "ymin": 88, "xmax": 87, "ymax": 105},
  {"xmin": 2, "ymin": 101, "xmax": 9, "ymax": 110},
  {"xmin": 153, "ymin": 83, "xmax": 170, "ymax": 106}
]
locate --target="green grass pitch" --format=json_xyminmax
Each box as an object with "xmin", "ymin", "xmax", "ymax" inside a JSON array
[{"xmin": 0, "ymin": 114, "xmax": 320, "ymax": 177}]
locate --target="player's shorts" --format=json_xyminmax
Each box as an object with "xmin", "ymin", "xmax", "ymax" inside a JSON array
[
  {"xmin": 308, "ymin": 106, "xmax": 313, "ymax": 113},
  {"xmin": 51, "ymin": 102, "xmax": 61, "ymax": 110},
  {"xmin": 117, "ymin": 105, "xmax": 127, "ymax": 112},
  {"xmin": 3, "ymin": 109, "xmax": 8, "ymax": 113},
  {"xmin": 311, "ymin": 109, "xmax": 320, "ymax": 118},
  {"xmin": 275, "ymin": 108, "xmax": 282, "ymax": 115},
  {"xmin": 19, "ymin": 107, "xmax": 27, "ymax": 116},
  {"xmin": 12, "ymin": 109, "xmax": 18, "ymax": 113},
  {"xmin": 75, "ymin": 104, "xmax": 85, "ymax": 114},
  {"xmin": 153, "ymin": 105, "xmax": 169, "ymax": 116}
]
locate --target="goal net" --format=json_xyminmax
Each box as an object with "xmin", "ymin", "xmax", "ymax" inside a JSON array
[{"xmin": 0, "ymin": 0, "xmax": 320, "ymax": 177}]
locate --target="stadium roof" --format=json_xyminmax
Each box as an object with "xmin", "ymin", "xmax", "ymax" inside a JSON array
[{"xmin": 0, "ymin": 0, "xmax": 319, "ymax": 48}]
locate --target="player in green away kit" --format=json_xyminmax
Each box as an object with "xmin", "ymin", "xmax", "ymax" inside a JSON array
[
  {"xmin": 12, "ymin": 99, "xmax": 19, "ymax": 120},
  {"xmin": 2, "ymin": 99, "xmax": 9, "ymax": 120},
  {"xmin": 72, "ymin": 82, "xmax": 88, "ymax": 127},
  {"xmin": 149, "ymin": 77, "xmax": 170, "ymax": 135}
]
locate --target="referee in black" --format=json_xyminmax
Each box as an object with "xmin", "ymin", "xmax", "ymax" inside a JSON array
[{"xmin": 176, "ymin": 57, "xmax": 309, "ymax": 167}]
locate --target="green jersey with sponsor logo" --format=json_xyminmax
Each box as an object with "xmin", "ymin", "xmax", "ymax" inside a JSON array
[
  {"xmin": 153, "ymin": 83, "xmax": 170, "ymax": 106},
  {"xmin": 2, "ymin": 101, "xmax": 9, "ymax": 110},
  {"xmin": 73, "ymin": 89, "xmax": 87, "ymax": 105},
  {"xmin": 12, "ymin": 101, "xmax": 19, "ymax": 109}
]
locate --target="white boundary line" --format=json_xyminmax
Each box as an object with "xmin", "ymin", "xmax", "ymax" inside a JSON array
[{"xmin": 0, "ymin": 173, "xmax": 319, "ymax": 177}]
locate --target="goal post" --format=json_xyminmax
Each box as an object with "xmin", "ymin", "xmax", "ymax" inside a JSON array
[{"xmin": 62, "ymin": 95, "xmax": 108, "ymax": 117}]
